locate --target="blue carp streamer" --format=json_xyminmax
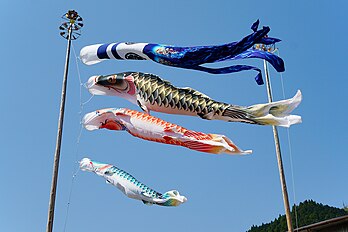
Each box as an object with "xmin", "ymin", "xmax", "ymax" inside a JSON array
[{"xmin": 80, "ymin": 20, "xmax": 284, "ymax": 85}]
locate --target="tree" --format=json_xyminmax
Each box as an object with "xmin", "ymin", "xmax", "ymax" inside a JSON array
[{"xmin": 248, "ymin": 200, "xmax": 348, "ymax": 232}]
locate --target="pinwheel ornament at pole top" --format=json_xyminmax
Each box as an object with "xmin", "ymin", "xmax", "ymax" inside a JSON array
[
  {"xmin": 253, "ymin": 36, "xmax": 276, "ymax": 53},
  {"xmin": 59, "ymin": 10, "xmax": 83, "ymax": 40}
]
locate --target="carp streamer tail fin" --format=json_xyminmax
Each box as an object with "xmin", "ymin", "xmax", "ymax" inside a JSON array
[
  {"xmin": 156, "ymin": 190, "xmax": 187, "ymax": 207},
  {"xmin": 224, "ymin": 90, "xmax": 302, "ymax": 127},
  {"xmin": 182, "ymin": 131, "xmax": 252, "ymax": 155}
]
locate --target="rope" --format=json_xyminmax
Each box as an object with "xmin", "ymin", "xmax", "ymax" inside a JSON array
[
  {"xmin": 62, "ymin": 43, "xmax": 90, "ymax": 232},
  {"xmin": 276, "ymin": 49, "xmax": 299, "ymax": 231},
  {"xmin": 62, "ymin": 161, "xmax": 80, "ymax": 232}
]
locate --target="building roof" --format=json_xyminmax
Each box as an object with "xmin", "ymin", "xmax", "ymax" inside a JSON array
[{"xmin": 293, "ymin": 215, "xmax": 348, "ymax": 231}]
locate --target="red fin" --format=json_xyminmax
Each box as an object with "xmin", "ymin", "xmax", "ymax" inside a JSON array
[
  {"xmin": 114, "ymin": 110, "xmax": 132, "ymax": 120},
  {"xmin": 183, "ymin": 141, "xmax": 220, "ymax": 154},
  {"xmin": 163, "ymin": 135, "xmax": 174, "ymax": 143},
  {"xmin": 115, "ymin": 112, "xmax": 127, "ymax": 116},
  {"xmin": 183, "ymin": 130, "xmax": 212, "ymax": 140}
]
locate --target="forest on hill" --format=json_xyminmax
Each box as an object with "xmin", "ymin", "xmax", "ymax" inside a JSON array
[{"xmin": 248, "ymin": 200, "xmax": 348, "ymax": 232}]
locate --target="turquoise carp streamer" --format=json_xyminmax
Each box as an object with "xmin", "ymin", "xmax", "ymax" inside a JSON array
[{"xmin": 80, "ymin": 158, "xmax": 187, "ymax": 206}]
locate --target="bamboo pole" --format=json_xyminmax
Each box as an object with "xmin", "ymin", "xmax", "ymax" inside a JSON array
[{"xmin": 263, "ymin": 60, "xmax": 293, "ymax": 232}]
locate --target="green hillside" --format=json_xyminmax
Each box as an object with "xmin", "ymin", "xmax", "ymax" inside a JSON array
[{"xmin": 248, "ymin": 200, "xmax": 348, "ymax": 232}]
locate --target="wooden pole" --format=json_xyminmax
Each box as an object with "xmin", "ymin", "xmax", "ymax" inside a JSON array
[
  {"xmin": 46, "ymin": 10, "xmax": 83, "ymax": 232},
  {"xmin": 263, "ymin": 60, "xmax": 293, "ymax": 232},
  {"xmin": 46, "ymin": 24, "xmax": 72, "ymax": 232}
]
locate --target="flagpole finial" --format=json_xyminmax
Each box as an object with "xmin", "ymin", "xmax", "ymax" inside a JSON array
[{"xmin": 59, "ymin": 10, "xmax": 83, "ymax": 40}]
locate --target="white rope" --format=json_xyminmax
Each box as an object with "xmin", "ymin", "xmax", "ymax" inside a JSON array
[
  {"xmin": 62, "ymin": 161, "xmax": 80, "ymax": 232},
  {"xmin": 62, "ymin": 43, "xmax": 90, "ymax": 232},
  {"xmin": 81, "ymin": 94, "xmax": 94, "ymax": 106},
  {"xmin": 276, "ymin": 49, "xmax": 299, "ymax": 231}
]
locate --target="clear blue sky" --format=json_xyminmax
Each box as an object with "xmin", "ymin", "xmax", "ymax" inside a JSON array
[{"xmin": 1, "ymin": 0, "xmax": 347, "ymax": 231}]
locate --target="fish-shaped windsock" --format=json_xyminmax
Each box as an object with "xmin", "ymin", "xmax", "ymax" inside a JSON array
[
  {"xmin": 80, "ymin": 158, "xmax": 187, "ymax": 206},
  {"xmin": 82, "ymin": 108, "xmax": 252, "ymax": 155},
  {"xmin": 87, "ymin": 72, "xmax": 302, "ymax": 128},
  {"xmin": 80, "ymin": 20, "xmax": 283, "ymax": 85}
]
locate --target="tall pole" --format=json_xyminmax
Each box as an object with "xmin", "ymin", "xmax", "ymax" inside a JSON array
[
  {"xmin": 46, "ymin": 10, "xmax": 83, "ymax": 232},
  {"xmin": 263, "ymin": 60, "xmax": 294, "ymax": 232}
]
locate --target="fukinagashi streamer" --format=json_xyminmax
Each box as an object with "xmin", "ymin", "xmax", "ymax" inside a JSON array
[
  {"xmin": 83, "ymin": 108, "xmax": 252, "ymax": 155},
  {"xmin": 80, "ymin": 20, "xmax": 283, "ymax": 85},
  {"xmin": 87, "ymin": 72, "xmax": 302, "ymax": 127},
  {"xmin": 80, "ymin": 158, "xmax": 187, "ymax": 206}
]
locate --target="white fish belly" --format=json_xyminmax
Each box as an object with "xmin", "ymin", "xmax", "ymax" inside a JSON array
[{"xmin": 147, "ymin": 103, "xmax": 197, "ymax": 116}]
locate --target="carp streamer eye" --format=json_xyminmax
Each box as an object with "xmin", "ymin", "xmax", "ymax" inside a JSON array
[{"xmin": 107, "ymin": 76, "xmax": 117, "ymax": 84}]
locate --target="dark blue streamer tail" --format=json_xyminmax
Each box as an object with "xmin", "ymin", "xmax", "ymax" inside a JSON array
[
  {"xmin": 191, "ymin": 65, "xmax": 264, "ymax": 85},
  {"xmin": 251, "ymin": 19, "xmax": 260, "ymax": 32},
  {"xmin": 231, "ymin": 49, "xmax": 285, "ymax": 72}
]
